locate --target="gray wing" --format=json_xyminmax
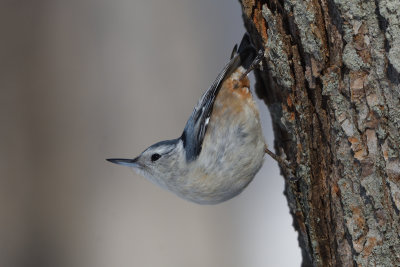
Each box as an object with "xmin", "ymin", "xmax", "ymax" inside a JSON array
[{"xmin": 181, "ymin": 34, "xmax": 256, "ymax": 162}]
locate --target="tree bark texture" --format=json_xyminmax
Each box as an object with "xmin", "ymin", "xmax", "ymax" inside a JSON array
[{"xmin": 239, "ymin": 0, "xmax": 400, "ymax": 266}]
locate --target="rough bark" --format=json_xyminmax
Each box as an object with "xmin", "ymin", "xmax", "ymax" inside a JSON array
[{"xmin": 239, "ymin": 0, "xmax": 400, "ymax": 266}]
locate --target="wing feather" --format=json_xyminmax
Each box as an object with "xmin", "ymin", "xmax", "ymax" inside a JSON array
[{"xmin": 181, "ymin": 34, "xmax": 256, "ymax": 162}]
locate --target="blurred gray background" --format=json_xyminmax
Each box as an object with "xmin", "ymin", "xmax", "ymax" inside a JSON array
[{"xmin": 0, "ymin": 0, "xmax": 301, "ymax": 266}]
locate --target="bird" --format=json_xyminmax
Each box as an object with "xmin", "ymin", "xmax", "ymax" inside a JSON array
[{"xmin": 107, "ymin": 34, "xmax": 270, "ymax": 204}]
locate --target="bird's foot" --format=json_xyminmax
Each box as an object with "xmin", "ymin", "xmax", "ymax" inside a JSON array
[
  {"xmin": 239, "ymin": 49, "xmax": 264, "ymax": 80},
  {"xmin": 264, "ymin": 144, "xmax": 298, "ymax": 182}
]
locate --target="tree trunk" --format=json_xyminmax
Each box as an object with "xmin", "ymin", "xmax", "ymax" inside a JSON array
[{"xmin": 239, "ymin": 0, "xmax": 400, "ymax": 266}]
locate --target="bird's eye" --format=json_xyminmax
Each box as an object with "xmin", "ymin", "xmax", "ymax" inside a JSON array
[{"xmin": 151, "ymin": 153, "xmax": 161, "ymax": 162}]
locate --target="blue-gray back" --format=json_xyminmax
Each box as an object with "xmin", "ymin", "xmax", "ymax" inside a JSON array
[{"xmin": 181, "ymin": 34, "xmax": 256, "ymax": 162}]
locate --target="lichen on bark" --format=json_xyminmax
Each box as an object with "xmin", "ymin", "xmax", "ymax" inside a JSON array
[{"xmin": 240, "ymin": 0, "xmax": 400, "ymax": 265}]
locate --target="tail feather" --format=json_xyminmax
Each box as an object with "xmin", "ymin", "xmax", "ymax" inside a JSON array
[{"xmin": 237, "ymin": 33, "xmax": 257, "ymax": 69}]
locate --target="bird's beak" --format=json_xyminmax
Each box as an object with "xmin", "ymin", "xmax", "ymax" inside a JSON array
[{"xmin": 106, "ymin": 157, "xmax": 139, "ymax": 167}]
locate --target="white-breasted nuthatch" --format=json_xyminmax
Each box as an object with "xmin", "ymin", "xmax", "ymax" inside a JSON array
[{"xmin": 108, "ymin": 34, "xmax": 270, "ymax": 204}]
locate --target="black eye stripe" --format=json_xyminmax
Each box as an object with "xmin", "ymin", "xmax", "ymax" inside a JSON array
[{"xmin": 151, "ymin": 153, "xmax": 161, "ymax": 162}]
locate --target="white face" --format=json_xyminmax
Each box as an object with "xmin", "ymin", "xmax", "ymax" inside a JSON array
[{"xmin": 131, "ymin": 140, "xmax": 184, "ymax": 189}]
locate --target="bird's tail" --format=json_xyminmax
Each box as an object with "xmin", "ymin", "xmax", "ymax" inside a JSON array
[{"xmin": 234, "ymin": 33, "xmax": 258, "ymax": 69}]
